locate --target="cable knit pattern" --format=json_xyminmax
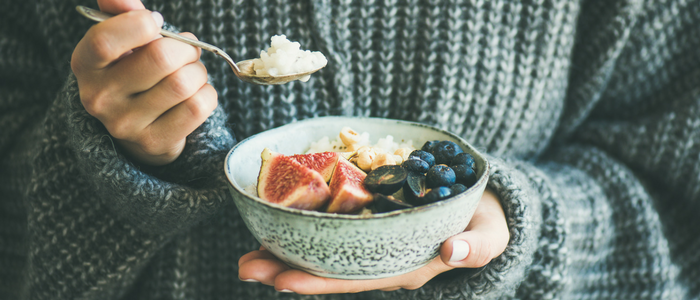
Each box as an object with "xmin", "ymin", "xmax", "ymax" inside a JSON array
[{"xmin": 2, "ymin": 0, "xmax": 699, "ymax": 299}]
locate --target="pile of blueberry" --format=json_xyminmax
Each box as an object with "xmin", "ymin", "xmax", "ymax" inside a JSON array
[{"xmin": 363, "ymin": 140, "xmax": 478, "ymax": 213}]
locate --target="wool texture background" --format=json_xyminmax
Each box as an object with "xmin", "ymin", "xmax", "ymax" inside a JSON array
[{"xmin": 1, "ymin": 0, "xmax": 698, "ymax": 299}]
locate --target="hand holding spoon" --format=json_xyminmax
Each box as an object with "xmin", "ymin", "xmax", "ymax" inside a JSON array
[{"xmin": 76, "ymin": 5, "xmax": 324, "ymax": 85}]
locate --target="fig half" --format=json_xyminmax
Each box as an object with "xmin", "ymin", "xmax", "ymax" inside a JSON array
[
  {"xmin": 326, "ymin": 157, "xmax": 373, "ymax": 213},
  {"xmin": 257, "ymin": 148, "xmax": 331, "ymax": 210},
  {"xmin": 290, "ymin": 152, "xmax": 340, "ymax": 182}
]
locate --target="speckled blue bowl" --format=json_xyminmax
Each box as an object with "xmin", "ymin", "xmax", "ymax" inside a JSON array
[{"xmin": 224, "ymin": 117, "xmax": 489, "ymax": 279}]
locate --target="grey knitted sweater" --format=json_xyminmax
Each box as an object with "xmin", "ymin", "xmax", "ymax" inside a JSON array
[{"xmin": 2, "ymin": 0, "xmax": 699, "ymax": 299}]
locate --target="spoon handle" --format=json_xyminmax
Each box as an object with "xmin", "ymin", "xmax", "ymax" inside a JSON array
[{"xmin": 75, "ymin": 5, "xmax": 241, "ymax": 74}]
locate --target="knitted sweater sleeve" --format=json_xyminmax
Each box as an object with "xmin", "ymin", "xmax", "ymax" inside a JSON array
[
  {"xmin": 61, "ymin": 73, "xmax": 237, "ymax": 235},
  {"xmin": 382, "ymin": 86, "xmax": 696, "ymax": 298},
  {"xmin": 2, "ymin": 1, "xmax": 236, "ymax": 295},
  {"xmin": 7, "ymin": 15, "xmax": 237, "ymax": 298},
  {"xmin": 19, "ymin": 71, "xmax": 236, "ymax": 299},
  {"xmin": 381, "ymin": 0, "xmax": 699, "ymax": 299}
]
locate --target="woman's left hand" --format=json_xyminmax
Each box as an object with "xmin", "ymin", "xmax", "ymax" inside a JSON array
[{"xmin": 237, "ymin": 189, "xmax": 509, "ymax": 294}]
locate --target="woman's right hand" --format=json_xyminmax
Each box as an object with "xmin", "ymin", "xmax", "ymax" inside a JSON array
[{"xmin": 71, "ymin": 0, "xmax": 218, "ymax": 166}]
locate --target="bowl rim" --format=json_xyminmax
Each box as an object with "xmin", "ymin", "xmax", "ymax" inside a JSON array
[{"xmin": 224, "ymin": 116, "xmax": 490, "ymax": 220}]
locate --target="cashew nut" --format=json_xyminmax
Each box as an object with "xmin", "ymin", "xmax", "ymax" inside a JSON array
[
  {"xmin": 357, "ymin": 151, "xmax": 375, "ymax": 172},
  {"xmin": 371, "ymin": 153, "xmax": 397, "ymax": 171},
  {"xmin": 392, "ymin": 154, "xmax": 404, "ymax": 165},
  {"xmin": 394, "ymin": 148, "xmax": 413, "ymax": 161},
  {"xmin": 339, "ymin": 127, "xmax": 362, "ymax": 146}
]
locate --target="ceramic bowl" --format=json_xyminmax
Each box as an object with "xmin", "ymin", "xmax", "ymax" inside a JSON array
[{"xmin": 224, "ymin": 116, "xmax": 490, "ymax": 279}]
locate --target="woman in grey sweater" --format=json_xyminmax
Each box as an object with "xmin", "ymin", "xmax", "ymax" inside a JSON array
[{"xmin": 1, "ymin": 0, "xmax": 698, "ymax": 299}]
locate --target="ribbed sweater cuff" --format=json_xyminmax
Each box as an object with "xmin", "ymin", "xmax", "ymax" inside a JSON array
[{"xmin": 60, "ymin": 73, "xmax": 236, "ymax": 235}]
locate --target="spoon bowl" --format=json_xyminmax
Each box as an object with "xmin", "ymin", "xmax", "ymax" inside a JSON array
[{"xmin": 76, "ymin": 6, "xmax": 324, "ymax": 85}]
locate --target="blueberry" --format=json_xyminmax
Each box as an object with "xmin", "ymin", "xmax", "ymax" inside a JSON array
[
  {"xmin": 452, "ymin": 164, "xmax": 477, "ymax": 187},
  {"xmin": 421, "ymin": 140, "xmax": 440, "ymax": 153},
  {"xmin": 450, "ymin": 183, "xmax": 468, "ymax": 195},
  {"xmin": 451, "ymin": 152, "xmax": 475, "ymax": 170},
  {"xmin": 425, "ymin": 165, "xmax": 456, "ymax": 188},
  {"xmin": 408, "ymin": 150, "xmax": 435, "ymax": 168},
  {"xmin": 431, "ymin": 141, "xmax": 464, "ymax": 165},
  {"xmin": 420, "ymin": 187, "xmax": 453, "ymax": 205},
  {"xmin": 402, "ymin": 158, "xmax": 430, "ymax": 174}
]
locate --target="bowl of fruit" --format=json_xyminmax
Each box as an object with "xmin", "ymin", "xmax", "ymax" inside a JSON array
[{"xmin": 224, "ymin": 116, "xmax": 489, "ymax": 279}]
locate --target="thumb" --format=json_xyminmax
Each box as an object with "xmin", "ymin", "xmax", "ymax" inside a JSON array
[
  {"xmin": 439, "ymin": 189, "xmax": 509, "ymax": 268},
  {"xmin": 440, "ymin": 231, "xmax": 498, "ymax": 268},
  {"xmin": 97, "ymin": 0, "xmax": 146, "ymax": 14}
]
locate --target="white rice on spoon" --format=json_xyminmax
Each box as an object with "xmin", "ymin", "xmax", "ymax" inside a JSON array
[{"xmin": 252, "ymin": 35, "xmax": 327, "ymax": 82}]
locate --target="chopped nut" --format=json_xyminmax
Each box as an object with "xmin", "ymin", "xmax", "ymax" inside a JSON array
[
  {"xmin": 339, "ymin": 127, "xmax": 362, "ymax": 146},
  {"xmin": 372, "ymin": 146, "xmax": 388, "ymax": 154},
  {"xmin": 371, "ymin": 153, "xmax": 397, "ymax": 170},
  {"xmin": 357, "ymin": 151, "xmax": 375, "ymax": 172},
  {"xmin": 356, "ymin": 146, "xmax": 372, "ymax": 154},
  {"xmin": 394, "ymin": 148, "xmax": 413, "ymax": 161},
  {"xmin": 347, "ymin": 143, "xmax": 364, "ymax": 152}
]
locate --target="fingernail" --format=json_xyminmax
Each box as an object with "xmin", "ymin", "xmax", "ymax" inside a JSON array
[
  {"xmin": 151, "ymin": 11, "xmax": 164, "ymax": 28},
  {"xmin": 239, "ymin": 277, "xmax": 258, "ymax": 283},
  {"xmin": 277, "ymin": 289, "xmax": 294, "ymax": 293},
  {"xmin": 449, "ymin": 240, "xmax": 470, "ymax": 262}
]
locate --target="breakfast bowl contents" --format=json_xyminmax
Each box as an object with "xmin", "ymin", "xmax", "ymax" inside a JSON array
[
  {"xmin": 225, "ymin": 117, "xmax": 490, "ymax": 279},
  {"xmin": 255, "ymin": 131, "xmax": 480, "ymax": 214}
]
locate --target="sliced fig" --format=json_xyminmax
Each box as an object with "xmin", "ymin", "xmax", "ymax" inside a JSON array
[
  {"xmin": 257, "ymin": 148, "xmax": 331, "ymax": 210},
  {"xmin": 364, "ymin": 165, "xmax": 408, "ymax": 195},
  {"xmin": 289, "ymin": 152, "xmax": 340, "ymax": 182},
  {"xmin": 371, "ymin": 193, "xmax": 413, "ymax": 213},
  {"xmin": 326, "ymin": 157, "xmax": 374, "ymax": 213}
]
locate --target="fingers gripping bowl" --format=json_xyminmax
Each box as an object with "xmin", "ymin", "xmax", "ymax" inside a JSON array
[{"xmin": 224, "ymin": 117, "xmax": 490, "ymax": 279}]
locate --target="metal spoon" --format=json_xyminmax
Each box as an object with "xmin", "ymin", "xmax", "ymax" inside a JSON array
[{"xmin": 76, "ymin": 5, "xmax": 324, "ymax": 85}]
